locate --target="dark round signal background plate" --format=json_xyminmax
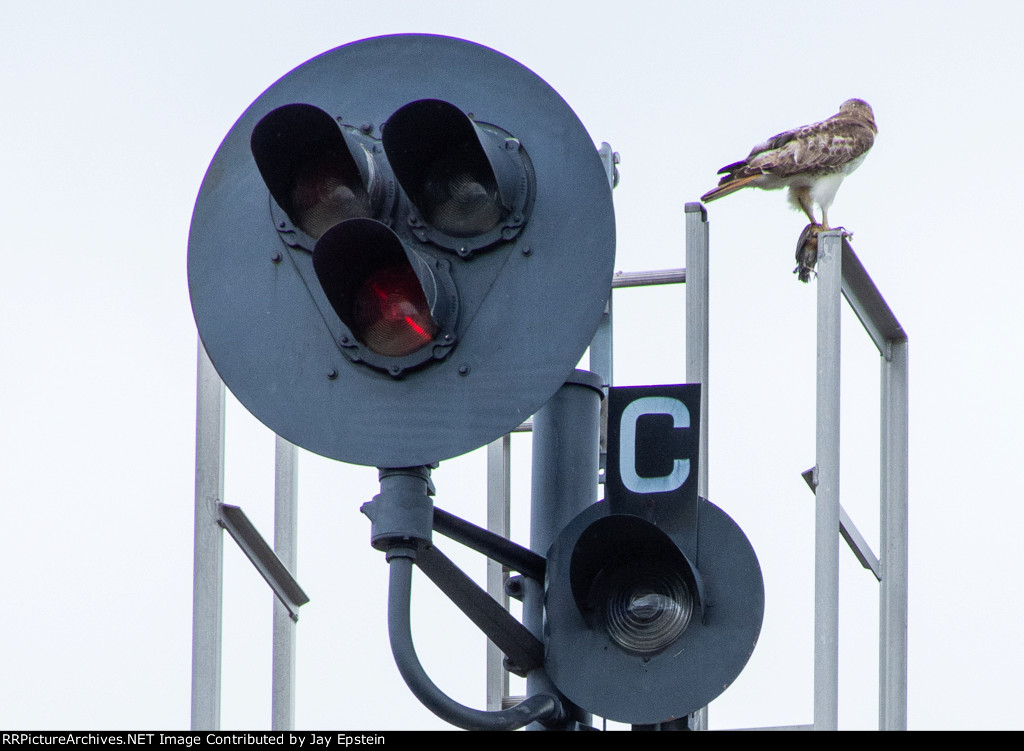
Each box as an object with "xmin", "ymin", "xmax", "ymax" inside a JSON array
[
  {"xmin": 544, "ymin": 499, "xmax": 765, "ymax": 724},
  {"xmin": 188, "ymin": 34, "xmax": 615, "ymax": 467}
]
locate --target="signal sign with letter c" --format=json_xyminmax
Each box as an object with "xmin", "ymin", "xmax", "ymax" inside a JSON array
[{"xmin": 605, "ymin": 384, "xmax": 701, "ymax": 526}]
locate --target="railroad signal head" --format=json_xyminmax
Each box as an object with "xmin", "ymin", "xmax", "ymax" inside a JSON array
[
  {"xmin": 545, "ymin": 499, "xmax": 763, "ymax": 725},
  {"xmin": 544, "ymin": 385, "xmax": 764, "ymax": 725},
  {"xmin": 187, "ymin": 35, "xmax": 615, "ymax": 467}
]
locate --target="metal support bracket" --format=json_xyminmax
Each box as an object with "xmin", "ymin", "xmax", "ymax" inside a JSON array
[
  {"xmin": 218, "ymin": 503, "xmax": 310, "ymax": 621},
  {"xmin": 433, "ymin": 506, "xmax": 545, "ymax": 582},
  {"xmin": 416, "ymin": 544, "xmax": 544, "ymax": 675},
  {"xmin": 801, "ymin": 468, "xmax": 881, "ymax": 580}
]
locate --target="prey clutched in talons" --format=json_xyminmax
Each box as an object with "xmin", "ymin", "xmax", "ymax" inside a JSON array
[
  {"xmin": 794, "ymin": 222, "xmax": 821, "ymax": 283},
  {"xmin": 793, "ymin": 223, "xmax": 858, "ymax": 283}
]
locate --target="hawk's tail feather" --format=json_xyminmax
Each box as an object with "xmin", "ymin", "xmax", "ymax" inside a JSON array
[{"xmin": 700, "ymin": 174, "xmax": 761, "ymax": 203}]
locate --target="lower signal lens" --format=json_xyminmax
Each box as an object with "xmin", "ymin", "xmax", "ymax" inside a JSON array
[
  {"xmin": 353, "ymin": 265, "xmax": 438, "ymax": 357},
  {"xmin": 604, "ymin": 565, "xmax": 693, "ymax": 655}
]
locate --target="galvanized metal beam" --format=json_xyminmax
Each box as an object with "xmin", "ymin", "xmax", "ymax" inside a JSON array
[
  {"xmin": 879, "ymin": 339, "xmax": 909, "ymax": 730},
  {"xmin": 840, "ymin": 241, "xmax": 907, "ymax": 353},
  {"xmin": 218, "ymin": 504, "xmax": 309, "ymax": 620},
  {"xmin": 592, "ymin": 143, "xmax": 619, "ymax": 389},
  {"xmin": 191, "ymin": 340, "xmax": 225, "ymax": 731},
  {"xmin": 814, "ymin": 231, "xmax": 843, "ymax": 730},
  {"xmin": 811, "ymin": 232, "xmax": 908, "ymax": 731},
  {"xmin": 684, "ymin": 202, "xmax": 710, "ymax": 732},
  {"xmin": 612, "ymin": 268, "xmax": 686, "ymax": 287},
  {"xmin": 685, "ymin": 203, "xmax": 710, "ymax": 502},
  {"xmin": 801, "ymin": 468, "xmax": 881, "ymax": 580},
  {"xmin": 485, "ymin": 435, "xmax": 512, "ymax": 712},
  {"xmin": 834, "ymin": 235, "xmax": 911, "ymax": 728},
  {"xmin": 272, "ymin": 436, "xmax": 299, "ymax": 730},
  {"xmin": 191, "ymin": 342, "xmax": 308, "ymax": 730}
]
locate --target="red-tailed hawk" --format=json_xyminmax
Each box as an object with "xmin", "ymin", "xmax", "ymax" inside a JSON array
[{"xmin": 701, "ymin": 99, "xmax": 876, "ymax": 233}]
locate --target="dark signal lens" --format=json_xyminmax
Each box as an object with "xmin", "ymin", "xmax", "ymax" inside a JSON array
[
  {"xmin": 604, "ymin": 566, "xmax": 693, "ymax": 655},
  {"xmin": 420, "ymin": 149, "xmax": 503, "ymax": 237},
  {"xmin": 570, "ymin": 515, "xmax": 702, "ymax": 657},
  {"xmin": 353, "ymin": 265, "xmax": 438, "ymax": 357},
  {"xmin": 291, "ymin": 156, "xmax": 371, "ymax": 239},
  {"xmin": 251, "ymin": 104, "xmax": 372, "ymax": 240},
  {"xmin": 383, "ymin": 99, "xmax": 523, "ymax": 244}
]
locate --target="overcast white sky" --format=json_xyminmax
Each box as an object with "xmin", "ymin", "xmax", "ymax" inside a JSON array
[{"xmin": 2, "ymin": 0, "xmax": 1022, "ymax": 731}]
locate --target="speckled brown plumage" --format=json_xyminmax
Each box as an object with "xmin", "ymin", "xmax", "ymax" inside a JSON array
[{"xmin": 701, "ymin": 99, "xmax": 876, "ymax": 231}]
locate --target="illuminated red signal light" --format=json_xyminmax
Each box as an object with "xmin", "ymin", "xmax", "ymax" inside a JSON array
[
  {"xmin": 353, "ymin": 265, "xmax": 439, "ymax": 358},
  {"xmin": 312, "ymin": 218, "xmax": 458, "ymax": 375}
]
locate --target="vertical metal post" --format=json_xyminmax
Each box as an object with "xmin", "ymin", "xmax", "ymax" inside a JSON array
[
  {"xmin": 591, "ymin": 299, "xmax": 614, "ymax": 389},
  {"xmin": 191, "ymin": 339, "xmax": 225, "ymax": 730},
  {"xmin": 526, "ymin": 371, "xmax": 603, "ymax": 729},
  {"xmin": 485, "ymin": 435, "xmax": 512, "ymax": 711},
  {"xmin": 688, "ymin": 201, "xmax": 712, "ymax": 729},
  {"xmin": 684, "ymin": 202, "xmax": 710, "ymax": 731},
  {"xmin": 272, "ymin": 436, "xmax": 299, "ymax": 729},
  {"xmin": 684, "ymin": 203, "xmax": 710, "ymax": 501},
  {"xmin": 591, "ymin": 143, "xmax": 616, "ymax": 390},
  {"xmin": 592, "ymin": 143, "xmax": 619, "ymax": 480},
  {"xmin": 591, "ymin": 296, "xmax": 614, "ymax": 482},
  {"xmin": 814, "ymin": 232, "xmax": 843, "ymax": 730},
  {"xmin": 591, "ymin": 142, "xmax": 616, "ymax": 393},
  {"xmin": 879, "ymin": 340, "xmax": 909, "ymax": 729}
]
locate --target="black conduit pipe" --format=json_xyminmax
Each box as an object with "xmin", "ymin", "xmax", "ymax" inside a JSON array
[{"xmin": 386, "ymin": 554, "xmax": 562, "ymax": 730}]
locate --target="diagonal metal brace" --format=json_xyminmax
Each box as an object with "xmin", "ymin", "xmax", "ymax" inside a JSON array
[
  {"xmin": 801, "ymin": 468, "xmax": 881, "ymax": 581},
  {"xmin": 218, "ymin": 503, "xmax": 310, "ymax": 621},
  {"xmin": 415, "ymin": 543, "xmax": 544, "ymax": 675},
  {"xmin": 432, "ymin": 506, "xmax": 545, "ymax": 582},
  {"xmin": 840, "ymin": 240, "xmax": 907, "ymax": 355}
]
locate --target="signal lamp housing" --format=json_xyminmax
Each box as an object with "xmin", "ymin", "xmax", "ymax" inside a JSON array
[
  {"xmin": 383, "ymin": 99, "xmax": 534, "ymax": 255},
  {"xmin": 545, "ymin": 500, "xmax": 764, "ymax": 725},
  {"xmin": 251, "ymin": 104, "xmax": 395, "ymax": 244},
  {"xmin": 568, "ymin": 514, "xmax": 704, "ymax": 657},
  {"xmin": 312, "ymin": 218, "xmax": 457, "ymax": 374}
]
